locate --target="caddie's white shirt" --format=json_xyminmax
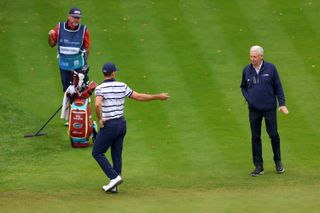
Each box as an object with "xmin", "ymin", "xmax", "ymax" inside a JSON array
[{"xmin": 95, "ymin": 79, "xmax": 133, "ymax": 121}]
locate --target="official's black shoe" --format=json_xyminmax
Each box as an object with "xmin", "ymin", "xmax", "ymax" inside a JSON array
[
  {"xmin": 275, "ymin": 161, "xmax": 285, "ymax": 174},
  {"xmin": 251, "ymin": 167, "xmax": 264, "ymax": 177}
]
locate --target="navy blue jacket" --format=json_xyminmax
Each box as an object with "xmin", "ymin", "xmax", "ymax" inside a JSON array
[{"xmin": 240, "ymin": 61, "xmax": 285, "ymax": 111}]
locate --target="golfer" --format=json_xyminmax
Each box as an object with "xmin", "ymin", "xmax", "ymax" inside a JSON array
[
  {"xmin": 93, "ymin": 62, "xmax": 169, "ymax": 193},
  {"xmin": 48, "ymin": 7, "xmax": 90, "ymax": 92},
  {"xmin": 240, "ymin": 45, "xmax": 289, "ymax": 177}
]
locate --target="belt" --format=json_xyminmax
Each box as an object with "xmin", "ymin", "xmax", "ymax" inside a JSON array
[{"xmin": 103, "ymin": 116, "xmax": 124, "ymax": 124}]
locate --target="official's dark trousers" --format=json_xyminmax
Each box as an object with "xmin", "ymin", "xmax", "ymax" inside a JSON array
[
  {"xmin": 249, "ymin": 110, "xmax": 281, "ymax": 168},
  {"xmin": 92, "ymin": 117, "xmax": 126, "ymax": 180}
]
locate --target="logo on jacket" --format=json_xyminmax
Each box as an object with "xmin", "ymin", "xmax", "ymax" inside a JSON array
[{"xmin": 262, "ymin": 74, "xmax": 269, "ymax": 77}]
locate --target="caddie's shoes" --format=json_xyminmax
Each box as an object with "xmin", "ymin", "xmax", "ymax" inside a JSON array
[
  {"xmin": 102, "ymin": 175, "xmax": 123, "ymax": 192},
  {"xmin": 251, "ymin": 166, "xmax": 264, "ymax": 177},
  {"xmin": 275, "ymin": 161, "xmax": 285, "ymax": 174}
]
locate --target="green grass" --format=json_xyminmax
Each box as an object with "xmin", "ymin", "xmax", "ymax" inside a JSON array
[{"xmin": 1, "ymin": 0, "xmax": 320, "ymax": 212}]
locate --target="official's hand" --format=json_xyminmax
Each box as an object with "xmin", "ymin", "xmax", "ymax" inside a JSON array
[
  {"xmin": 278, "ymin": 106, "xmax": 289, "ymax": 115},
  {"xmin": 158, "ymin": 93, "xmax": 170, "ymax": 100},
  {"xmin": 99, "ymin": 119, "xmax": 104, "ymax": 128}
]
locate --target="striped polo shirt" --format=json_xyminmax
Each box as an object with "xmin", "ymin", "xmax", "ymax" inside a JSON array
[{"xmin": 95, "ymin": 79, "xmax": 133, "ymax": 121}]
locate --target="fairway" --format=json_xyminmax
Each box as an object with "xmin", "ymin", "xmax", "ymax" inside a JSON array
[{"xmin": 1, "ymin": 0, "xmax": 320, "ymax": 212}]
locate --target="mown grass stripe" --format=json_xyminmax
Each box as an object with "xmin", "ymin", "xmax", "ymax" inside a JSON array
[
  {"xmin": 88, "ymin": 1, "xmax": 179, "ymax": 183},
  {"xmin": 148, "ymin": 1, "xmax": 248, "ymax": 176},
  {"xmin": 179, "ymin": 0, "xmax": 259, "ymax": 165},
  {"xmin": 267, "ymin": 0, "xmax": 320, "ymax": 82},
  {"xmin": 1, "ymin": 1, "xmax": 320, "ymax": 211},
  {"xmin": 116, "ymin": 1, "xmax": 199, "ymax": 181}
]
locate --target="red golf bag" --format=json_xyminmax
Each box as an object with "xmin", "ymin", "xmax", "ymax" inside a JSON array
[{"xmin": 67, "ymin": 71, "xmax": 97, "ymax": 147}]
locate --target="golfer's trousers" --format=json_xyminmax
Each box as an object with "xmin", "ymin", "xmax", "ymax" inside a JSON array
[
  {"xmin": 92, "ymin": 117, "xmax": 126, "ymax": 180},
  {"xmin": 249, "ymin": 110, "xmax": 281, "ymax": 168}
]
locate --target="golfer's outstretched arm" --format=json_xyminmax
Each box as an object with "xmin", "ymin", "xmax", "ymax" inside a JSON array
[{"xmin": 130, "ymin": 91, "xmax": 170, "ymax": 101}]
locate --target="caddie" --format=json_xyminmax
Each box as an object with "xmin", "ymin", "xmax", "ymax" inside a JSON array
[{"xmin": 48, "ymin": 7, "xmax": 90, "ymax": 92}]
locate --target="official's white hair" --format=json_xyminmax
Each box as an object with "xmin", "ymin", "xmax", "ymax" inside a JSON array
[{"xmin": 250, "ymin": 45, "xmax": 264, "ymax": 55}]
